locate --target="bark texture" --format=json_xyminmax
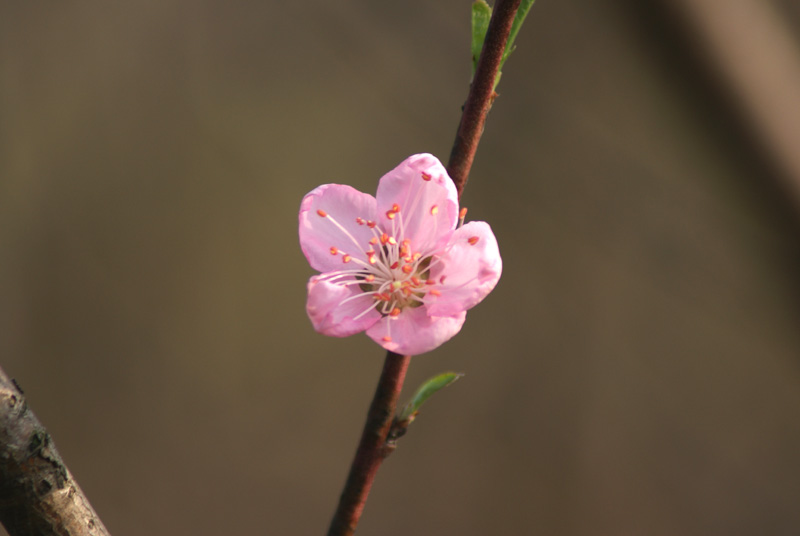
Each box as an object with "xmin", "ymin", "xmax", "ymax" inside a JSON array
[{"xmin": 0, "ymin": 367, "xmax": 110, "ymax": 536}]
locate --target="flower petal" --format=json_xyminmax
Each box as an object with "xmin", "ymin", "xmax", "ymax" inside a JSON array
[
  {"xmin": 306, "ymin": 276, "xmax": 381, "ymax": 337},
  {"xmin": 375, "ymin": 154, "xmax": 459, "ymax": 255},
  {"xmin": 425, "ymin": 221, "xmax": 502, "ymax": 317},
  {"xmin": 299, "ymin": 184, "xmax": 378, "ymax": 273},
  {"xmin": 366, "ymin": 306, "xmax": 467, "ymax": 355}
]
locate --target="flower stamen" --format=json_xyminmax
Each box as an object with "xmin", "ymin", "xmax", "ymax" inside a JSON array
[{"xmin": 317, "ymin": 210, "xmax": 375, "ymax": 260}]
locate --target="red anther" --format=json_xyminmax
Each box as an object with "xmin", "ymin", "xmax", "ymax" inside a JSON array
[
  {"xmin": 421, "ymin": 172, "xmax": 432, "ymax": 181},
  {"xmin": 367, "ymin": 220, "xmax": 377, "ymax": 228},
  {"xmin": 412, "ymin": 252, "xmax": 421, "ymax": 261},
  {"xmin": 355, "ymin": 217, "xmax": 364, "ymax": 225},
  {"xmin": 459, "ymin": 207, "xmax": 468, "ymax": 219},
  {"xmin": 342, "ymin": 254, "xmax": 351, "ymax": 263},
  {"xmin": 330, "ymin": 247, "xmax": 338, "ymax": 255},
  {"xmin": 410, "ymin": 276, "xmax": 421, "ymax": 286},
  {"xmin": 430, "ymin": 205, "xmax": 438, "ymax": 215},
  {"xmin": 429, "ymin": 289, "xmax": 441, "ymax": 296},
  {"xmin": 386, "ymin": 210, "xmax": 396, "ymax": 220},
  {"xmin": 387, "ymin": 237, "xmax": 397, "ymax": 245},
  {"xmin": 402, "ymin": 287, "xmax": 412, "ymax": 296},
  {"xmin": 369, "ymin": 237, "xmax": 379, "ymax": 245},
  {"xmin": 401, "ymin": 264, "xmax": 413, "ymax": 274},
  {"xmin": 382, "ymin": 336, "xmax": 392, "ymax": 342},
  {"xmin": 468, "ymin": 236, "xmax": 479, "ymax": 245},
  {"xmin": 439, "ymin": 275, "xmax": 447, "ymax": 284},
  {"xmin": 392, "ymin": 203, "xmax": 400, "ymax": 213},
  {"xmin": 365, "ymin": 274, "xmax": 375, "ymax": 282},
  {"xmin": 389, "ymin": 308, "xmax": 401, "ymax": 317},
  {"xmin": 380, "ymin": 233, "xmax": 390, "ymax": 245},
  {"xmin": 317, "ymin": 209, "xmax": 327, "ymax": 217},
  {"xmin": 426, "ymin": 279, "xmax": 436, "ymax": 285},
  {"xmin": 374, "ymin": 293, "xmax": 391, "ymax": 301},
  {"xmin": 390, "ymin": 261, "xmax": 399, "ymax": 269}
]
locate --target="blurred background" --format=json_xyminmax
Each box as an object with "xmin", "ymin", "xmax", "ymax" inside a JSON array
[{"xmin": 2, "ymin": 1, "xmax": 800, "ymax": 534}]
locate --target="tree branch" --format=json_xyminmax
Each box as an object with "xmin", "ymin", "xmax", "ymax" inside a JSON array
[
  {"xmin": 326, "ymin": 353, "xmax": 411, "ymax": 536},
  {"xmin": 449, "ymin": 0, "xmax": 523, "ymax": 195},
  {"xmin": 326, "ymin": 1, "xmax": 522, "ymax": 534},
  {"xmin": 0, "ymin": 366, "xmax": 110, "ymax": 536}
]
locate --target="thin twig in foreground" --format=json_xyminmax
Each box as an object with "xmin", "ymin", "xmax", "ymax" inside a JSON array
[{"xmin": 326, "ymin": 2, "xmax": 522, "ymax": 535}]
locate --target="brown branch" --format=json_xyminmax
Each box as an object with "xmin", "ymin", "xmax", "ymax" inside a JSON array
[
  {"xmin": 0, "ymin": 366, "xmax": 111, "ymax": 536},
  {"xmin": 326, "ymin": 353, "xmax": 411, "ymax": 536},
  {"xmin": 326, "ymin": 2, "xmax": 522, "ymax": 535},
  {"xmin": 449, "ymin": 0, "xmax": 523, "ymax": 195}
]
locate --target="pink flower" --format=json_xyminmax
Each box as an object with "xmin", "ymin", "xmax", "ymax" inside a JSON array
[{"xmin": 298, "ymin": 154, "xmax": 502, "ymax": 355}]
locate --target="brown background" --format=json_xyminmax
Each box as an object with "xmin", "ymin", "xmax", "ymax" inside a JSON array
[{"xmin": 2, "ymin": 1, "xmax": 800, "ymax": 534}]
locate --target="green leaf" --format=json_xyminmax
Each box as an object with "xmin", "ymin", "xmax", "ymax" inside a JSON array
[
  {"xmin": 499, "ymin": 0, "xmax": 535, "ymax": 74},
  {"xmin": 398, "ymin": 372, "xmax": 464, "ymax": 422},
  {"xmin": 471, "ymin": 0, "xmax": 492, "ymax": 76},
  {"xmin": 471, "ymin": 0, "xmax": 535, "ymax": 91}
]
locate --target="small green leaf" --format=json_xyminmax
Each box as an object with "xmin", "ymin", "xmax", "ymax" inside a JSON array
[
  {"xmin": 398, "ymin": 372, "xmax": 464, "ymax": 422},
  {"xmin": 471, "ymin": 0, "xmax": 492, "ymax": 76},
  {"xmin": 497, "ymin": 0, "xmax": 535, "ymax": 80},
  {"xmin": 471, "ymin": 0, "xmax": 535, "ymax": 91}
]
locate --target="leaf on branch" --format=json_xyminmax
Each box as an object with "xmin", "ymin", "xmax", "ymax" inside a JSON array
[
  {"xmin": 398, "ymin": 371, "xmax": 464, "ymax": 423},
  {"xmin": 471, "ymin": 0, "xmax": 492, "ymax": 77},
  {"xmin": 386, "ymin": 372, "xmax": 464, "ymax": 448},
  {"xmin": 472, "ymin": 0, "xmax": 536, "ymax": 91},
  {"xmin": 500, "ymin": 0, "xmax": 535, "ymax": 73}
]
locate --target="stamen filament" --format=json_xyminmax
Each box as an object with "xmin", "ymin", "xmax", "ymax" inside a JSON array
[
  {"xmin": 321, "ymin": 212, "xmax": 373, "ymax": 259},
  {"xmin": 352, "ymin": 300, "xmax": 379, "ymax": 321}
]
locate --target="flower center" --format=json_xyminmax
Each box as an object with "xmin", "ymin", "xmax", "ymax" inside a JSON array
[
  {"xmin": 361, "ymin": 251, "xmax": 432, "ymax": 314},
  {"xmin": 315, "ymin": 204, "xmax": 445, "ymax": 320}
]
